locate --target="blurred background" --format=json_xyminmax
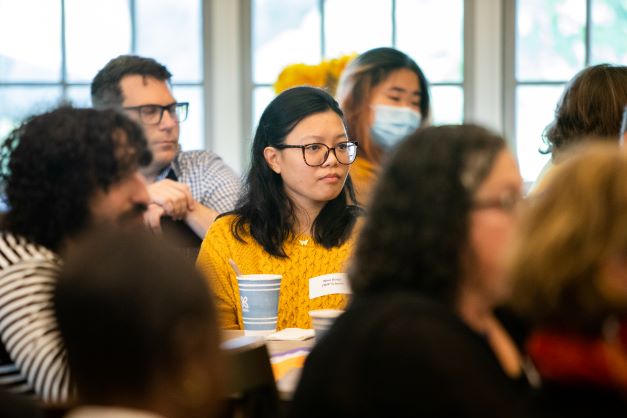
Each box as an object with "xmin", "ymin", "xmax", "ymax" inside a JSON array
[{"xmin": 1, "ymin": 0, "xmax": 626, "ymax": 182}]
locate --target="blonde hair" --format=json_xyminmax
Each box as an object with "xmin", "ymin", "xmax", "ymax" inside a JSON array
[{"xmin": 509, "ymin": 143, "xmax": 627, "ymax": 331}]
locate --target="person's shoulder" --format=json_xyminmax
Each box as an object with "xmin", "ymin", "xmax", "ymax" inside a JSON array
[
  {"xmin": 351, "ymin": 156, "xmax": 379, "ymax": 178},
  {"xmin": 0, "ymin": 232, "xmax": 58, "ymax": 266},
  {"xmin": 338, "ymin": 292, "xmax": 484, "ymax": 349},
  {"xmin": 205, "ymin": 213, "xmax": 241, "ymax": 239},
  {"xmin": 202, "ymin": 214, "xmax": 254, "ymax": 257},
  {"xmin": 176, "ymin": 150, "xmax": 225, "ymax": 167},
  {"xmin": 176, "ymin": 150, "xmax": 240, "ymax": 186},
  {"xmin": 206, "ymin": 213, "xmax": 234, "ymax": 230}
]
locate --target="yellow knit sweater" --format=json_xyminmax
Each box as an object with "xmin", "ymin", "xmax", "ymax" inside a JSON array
[{"xmin": 196, "ymin": 215, "xmax": 355, "ymax": 330}]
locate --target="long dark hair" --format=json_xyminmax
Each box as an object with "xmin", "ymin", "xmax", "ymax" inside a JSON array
[
  {"xmin": 349, "ymin": 125, "xmax": 505, "ymax": 307},
  {"xmin": 337, "ymin": 47, "xmax": 431, "ymax": 164},
  {"xmin": 232, "ymin": 86, "xmax": 361, "ymax": 258}
]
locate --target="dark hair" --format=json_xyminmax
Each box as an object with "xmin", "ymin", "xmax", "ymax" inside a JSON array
[
  {"xmin": 543, "ymin": 63, "xmax": 627, "ymax": 157},
  {"xmin": 0, "ymin": 106, "xmax": 152, "ymax": 251},
  {"xmin": 232, "ymin": 86, "xmax": 361, "ymax": 258},
  {"xmin": 55, "ymin": 228, "xmax": 221, "ymax": 410},
  {"xmin": 337, "ymin": 47, "xmax": 431, "ymax": 164},
  {"xmin": 349, "ymin": 125, "xmax": 505, "ymax": 306},
  {"xmin": 91, "ymin": 55, "xmax": 172, "ymax": 109}
]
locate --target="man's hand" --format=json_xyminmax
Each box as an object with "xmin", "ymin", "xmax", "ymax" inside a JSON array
[
  {"xmin": 143, "ymin": 203, "xmax": 165, "ymax": 233},
  {"xmin": 146, "ymin": 179, "xmax": 219, "ymax": 239},
  {"xmin": 147, "ymin": 179, "xmax": 195, "ymax": 220}
]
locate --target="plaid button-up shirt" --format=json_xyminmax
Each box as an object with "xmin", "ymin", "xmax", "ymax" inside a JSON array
[{"xmin": 157, "ymin": 150, "xmax": 241, "ymax": 214}]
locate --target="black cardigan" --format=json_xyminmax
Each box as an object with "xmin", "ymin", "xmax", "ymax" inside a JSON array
[{"xmin": 290, "ymin": 292, "xmax": 539, "ymax": 418}]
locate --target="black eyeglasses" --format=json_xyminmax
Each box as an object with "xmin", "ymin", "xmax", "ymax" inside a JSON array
[
  {"xmin": 273, "ymin": 141, "xmax": 358, "ymax": 167},
  {"xmin": 123, "ymin": 102, "xmax": 189, "ymax": 125}
]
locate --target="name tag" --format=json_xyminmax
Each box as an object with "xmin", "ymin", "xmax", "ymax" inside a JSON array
[{"xmin": 309, "ymin": 273, "xmax": 351, "ymax": 299}]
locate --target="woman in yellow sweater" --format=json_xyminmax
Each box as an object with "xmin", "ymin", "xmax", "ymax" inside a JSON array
[
  {"xmin": 197, "ymin": 86, "xmax": 362, "ymax": 330},
  {"xmin": 337, "ymin": 47, "xmax": 431, "ymax": 205}
]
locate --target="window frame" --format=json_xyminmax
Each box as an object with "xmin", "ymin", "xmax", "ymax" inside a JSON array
[
  {"xmin": 503, "ymin": 0, "xmax": 610, "ymax": 184},
  {"xmin": 0, "ymin": 0, "xmax": 207, "ymax": 149},
  {"xmin": 243, "ymin": 0, "xmax": 470, "ymax": 160}
]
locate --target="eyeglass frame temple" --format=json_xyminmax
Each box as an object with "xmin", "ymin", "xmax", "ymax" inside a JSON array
[
  {"xmin": 122, "ymin": 102, "xmax": 189, "ymax": 124},
  {"xmin": 163, "ymin": 102, "xmax": 189, "ymax": 123}
]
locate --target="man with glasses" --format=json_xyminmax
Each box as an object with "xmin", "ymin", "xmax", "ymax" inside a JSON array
[{"xmin": 91, "ymin": 55, "xmax": 241, "ymax": 249}]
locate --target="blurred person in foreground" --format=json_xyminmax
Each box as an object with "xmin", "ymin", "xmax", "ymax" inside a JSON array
[
  {"xmin": 509, "ymin": 143, "xmax": 627, "ymax": 416},
  {"xmin": 336, "ymin": 47, "xmax": 431, "ymax": 204},
  {"xmin": 0, "ymin": 389, "xmax": 43, "ymax": 418},
  {"xmin": 196, "ymin": 86, "xmax": 362, "ymax": 330},
  {"xmin": 291, "ymin": 125, "xmax": 536, "ymax": 418},
  {"xmin": 531, "ymin": 63, "xmax": 627, "ymax": 193},
  {"xmin": 56, "ymin": 228, "xmax": 224, "ymax": 418},
  {"xmin": 0, "ymin": 106, "xmax": 151, "ymax": 402}
]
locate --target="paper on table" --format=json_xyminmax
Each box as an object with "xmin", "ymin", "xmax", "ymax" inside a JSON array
[
  {"xmin": 265, "ymin": 328, "xmax": 315, "ymax": 341},
  {"xmin": 270, "ymin": 347, "xmax": 311, "ymax": 381}
]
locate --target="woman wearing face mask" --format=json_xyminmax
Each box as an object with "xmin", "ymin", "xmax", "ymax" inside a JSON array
[{"xmin": 337, "ymin": 47, "xmax": 431, "ymax": 204}]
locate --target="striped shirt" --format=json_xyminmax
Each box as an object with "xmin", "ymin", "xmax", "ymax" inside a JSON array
[{"xmin": 0, "ymin": 232, "xmax": 70, "ymax": 402}]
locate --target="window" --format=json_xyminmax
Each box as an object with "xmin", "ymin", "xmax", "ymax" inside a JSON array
[
  {"xmin": 508, "ymin": 0, "xmax": 627, "ymax": 182},
  {"xmin": 249, "ymin": 0, "xmax": 465, "ymax": 131},
  {"xmin": 0, "ymin": 0, "xmax": 204, "ymax": 150}
]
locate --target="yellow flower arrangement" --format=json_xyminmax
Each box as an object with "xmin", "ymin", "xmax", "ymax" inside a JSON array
[{"xmin": 273, "ymin": 53, "xmax": 357, "ymax": 96}]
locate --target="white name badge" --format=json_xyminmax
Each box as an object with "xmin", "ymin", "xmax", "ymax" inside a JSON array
[{"xmin": 309, "ymin": 273, "xmax": 351, "ymax": 299}]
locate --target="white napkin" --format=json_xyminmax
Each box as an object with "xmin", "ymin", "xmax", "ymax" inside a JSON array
[{"xmin": 265, "ymin": 328, "xmax": 315, "ymax": 341}]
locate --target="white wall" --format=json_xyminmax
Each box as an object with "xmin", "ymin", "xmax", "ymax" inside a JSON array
[
  {"xmin": 464, "ymin": 0, "xmax": 504, "ymax": 134},
  {"xmin": 206, "ymin": 0, "xmax": 246, "ymax": 174}
]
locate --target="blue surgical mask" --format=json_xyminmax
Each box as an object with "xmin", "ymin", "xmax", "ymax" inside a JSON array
[{"xmin": 370, "ymin": 105, "xmax": 421, "ymax": 149}]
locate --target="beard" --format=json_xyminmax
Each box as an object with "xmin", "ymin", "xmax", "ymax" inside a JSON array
[{"xmin": 117, "ymin": 203, "xmax": 149, "ymax": 225}]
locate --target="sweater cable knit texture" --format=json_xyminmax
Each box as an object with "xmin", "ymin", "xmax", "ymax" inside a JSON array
[{"xmin": 197, "ymin": 215, "xmax": 353, "ymax": 330}]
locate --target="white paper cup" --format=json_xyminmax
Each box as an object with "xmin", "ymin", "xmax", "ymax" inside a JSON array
[
  {"xmin": 309, "ymin": 309, "xmax": 343, "ymax": 341},
  {"xmin": 237, "ymin": 274, "xmax": 282, "ymax": 336}
]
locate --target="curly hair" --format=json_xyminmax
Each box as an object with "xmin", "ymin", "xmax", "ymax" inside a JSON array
[
  {"xmin": 543, "ymin": 63, "xmax": 627, "ymax": 157},
  {"xmin": 91, "ymin": 55, "xmax": 172, "ymax": 109},
  {"xmin": 349, "ymin": 125, "xmax": 505, "ymax": 307},
  {"xmin": 336, "ymin": 47, "xmax": 431, "ymax": 165},
  {"xmin": 232, "ymin": 86, "xmax": 361, "ymax": 258},
  {"xmin": 0, "ymin": 106, "xmax": 152, "ymax": 251}
]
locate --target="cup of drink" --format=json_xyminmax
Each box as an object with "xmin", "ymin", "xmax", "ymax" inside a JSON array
[
  {"xmin": 309, "ymin": 309, "xmax": 343, "ymax": 341},
  {"xmin": 237, "ymin": 274, "xmax": 282, "ymax": 336}
]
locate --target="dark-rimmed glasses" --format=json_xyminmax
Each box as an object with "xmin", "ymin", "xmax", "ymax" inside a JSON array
[
  {"xmin": 123, "ymin": 102, "xmax": 189, "ymax": 125},
  {"xmin": 273, "ymin": 141, "xmax": 358, "ymax": 167}
]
